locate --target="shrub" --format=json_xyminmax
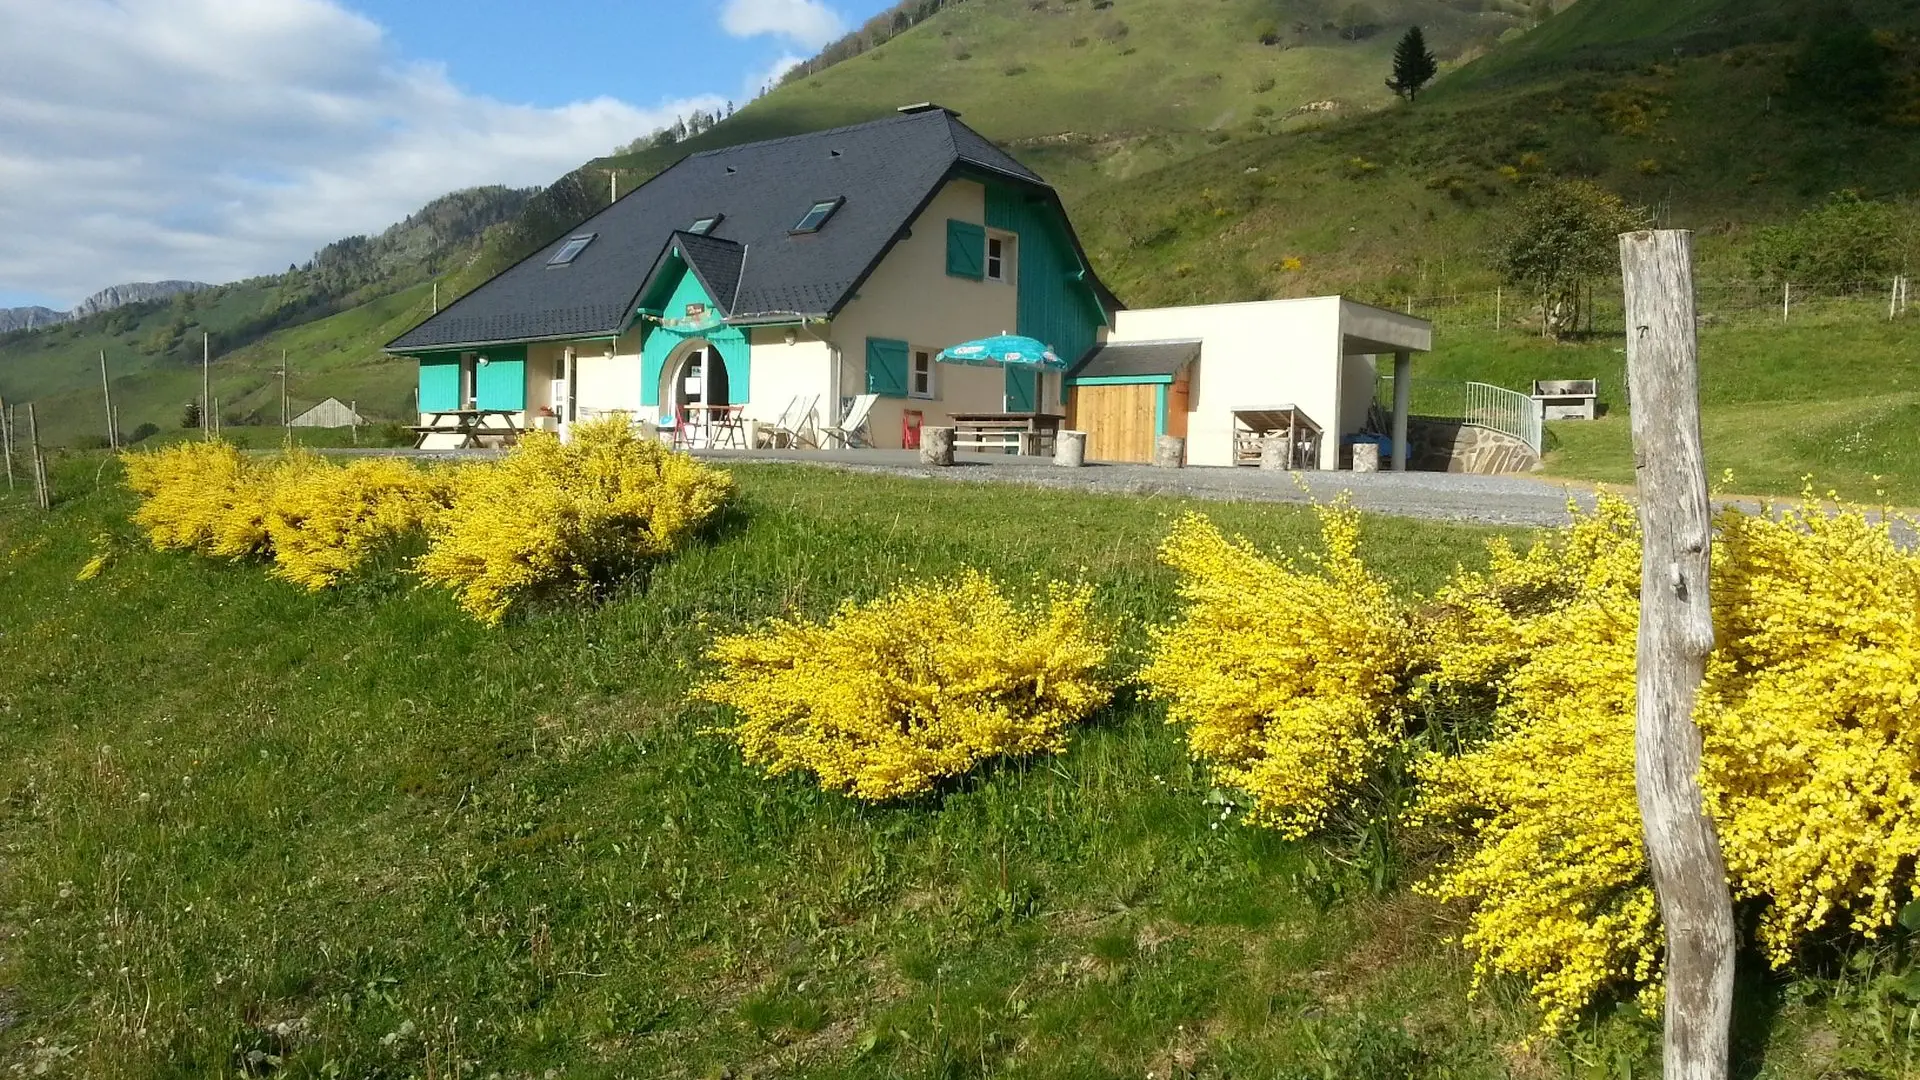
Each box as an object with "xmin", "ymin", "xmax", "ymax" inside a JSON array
[
  {"xmin": 1413, "ymin": 495, "xmax": 1920, "ymax": 1030},
  {"xmin": 1747, "ymin": 191, "xmax": 1907, "ymax": 285},
  {"xmin": 129, "ymin": 422, "xmax": 161, "ymax": 444},
  {"xmin": 265, "ymin": 458, "xmax": 455, "ymax": 591},
  {"xmin": 415, "ymin": 418, "xmax": 732, "ymax": 625},
  {"xmin": 697, "ymin": 570, "xmax": 1112, "ymax": 800},
  {"xmin": 1140, "ymin": 507, "xmax": 1413, "ymax": 837},
  {"xmin": 123, "ymin": 441, "xmax": 313, "ymax": 560}
]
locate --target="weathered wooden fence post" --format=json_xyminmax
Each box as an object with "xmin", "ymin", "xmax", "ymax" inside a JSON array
[
  {"xmin": 1620, "ymin": 229, "xmax": 1736, "ymax": 1080},
  {"xmin": 26, "ymin": 403, "xmax": 49, "ymax": 510},
  {"xmin": 1, "ymin": 397, "xmax": 14, "ymax": 492}
]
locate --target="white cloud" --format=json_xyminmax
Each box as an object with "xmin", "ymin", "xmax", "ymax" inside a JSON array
[
  {"xmin": 0, "ymin": 0, "xmax": 725, "ymax": 307},
  {"xmin": 720, "ymin": 0, "xmax": 846, "ymax": 49},
  {"xmin": 744, "ymin": 53, "xmax": 810, "ymax": 99}
]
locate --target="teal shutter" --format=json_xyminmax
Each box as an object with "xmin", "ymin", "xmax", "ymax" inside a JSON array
[
  {"xmin": 418, "ymin": 357, "xmax": 460, "ymax": 412},
  {"xmin": 1004, "ymin": 366, "xmax": 1038, "ymax": 412},
  {"xmin": 475, "ymin": 351, "xmax": 526, "ymax": 410},
  {"xmin": 946, "ymin": 220, "xmax": 985, "ymax": 280},
  {"xmin": 866, "ymin": 338, "xmax": 910, "ymax": 397}
]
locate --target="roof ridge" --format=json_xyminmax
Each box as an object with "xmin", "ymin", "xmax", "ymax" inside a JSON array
[{"xmin": 685, "ymin": 110, "xmax": 927, "ymax": 160}]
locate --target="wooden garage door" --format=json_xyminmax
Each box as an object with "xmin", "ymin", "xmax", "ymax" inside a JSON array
[{"xmin": 1071, "ymin": 383, "xmax": 1158, "ymax": 463}]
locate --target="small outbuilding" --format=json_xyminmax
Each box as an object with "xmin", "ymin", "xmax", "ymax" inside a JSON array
[
  {"xmin": 287, "ymin": 397, "xmax": 365, "ymax": 429},
  {"xmin": 1066, "ymin": 297, "xmax": 1432, "ymax": 469}
]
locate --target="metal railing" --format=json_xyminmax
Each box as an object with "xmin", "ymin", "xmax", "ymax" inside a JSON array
[{"xmin": 1377, "ymin": 377, "xmax": 1543, "ymax": 456}]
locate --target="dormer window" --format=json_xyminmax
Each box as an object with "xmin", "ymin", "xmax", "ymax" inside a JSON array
[
  {"xmin": 791, "ymin": 198, "xmax": 843, "ymax": 234},
  {"xmin": 547, "ymin": 234, "xmax": 595, "ymax": 266},
  {"xmin": 688, "ymin": 215, "xmax": 722, "ymax": 235}
]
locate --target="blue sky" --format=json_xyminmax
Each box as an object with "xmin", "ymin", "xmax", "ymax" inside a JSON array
[{"xmin": 0, "ymin": 0, "xmax": 891, "ymax": 311}]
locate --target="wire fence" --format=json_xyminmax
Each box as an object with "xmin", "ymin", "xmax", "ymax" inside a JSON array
[{"xmin": 1374, "ymin": 276, "xmax": 1915, "ymax": 335}]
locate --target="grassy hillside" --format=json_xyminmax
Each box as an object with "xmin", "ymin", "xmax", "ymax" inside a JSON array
[
  {"xmin": 600, "ymin": 0, "xmax": 1536, "ymax": 198},
  {"xmin": 0, "ymin": 187, "xmax": 533, "ymax": 446},
  {"xmin": 6, "ymin": 461, "xmax": 1912, "ymax": 1077}
]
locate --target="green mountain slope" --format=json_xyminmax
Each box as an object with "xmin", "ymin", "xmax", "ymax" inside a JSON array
[
  {"xmin": 0, "ymin": 186, "xmax": 533, "ymax": 443},
  {"xmin": 601, "ymin": 0, "xmax": 1537, "ymax": 198}
]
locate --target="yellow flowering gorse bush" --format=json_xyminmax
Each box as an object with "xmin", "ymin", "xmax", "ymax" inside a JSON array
[
  {"xmin": 414, "ymin": 417, "xmax": 732, "ymax": 625},
  {"xmin": 1145, "ymin": 493, "xmax": 1920, "ymax": 1034},
  {"xmin": 124, "ymin": 442, "xmax": 452, "ymax": 588},
  {"xmin": 697, "ymin": 570, "xmax": 1112, "ymax": 800},
  {"xmin": 264, "ymin": 457, "xmax": 455, "ymax": 591},
  {"xmin": 1140, "ymin": 505, "xmax": 1414, "ymax": 837}
]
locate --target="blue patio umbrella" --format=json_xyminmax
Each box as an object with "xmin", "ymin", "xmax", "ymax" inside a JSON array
[{"xmin": 935, "ymin": 334, "xmax": 1067, "ymax": 371}]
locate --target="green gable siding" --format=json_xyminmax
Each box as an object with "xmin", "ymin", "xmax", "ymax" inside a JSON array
[
  {"xmin": 945, "ymin": 220, "xmax": 986, "ymax": 280},
  {"xmin": 640, "ymin": 260, "xmax": 749, "ymax": 411},
  {"xmin": 417, "ymin": 354, "xmax": 461, "ymax": 412},
  {"xmin": 986, "ymin": 187, "xmax": 1107, "ymax": 403},
  {"xmin": 866, "ymin": 337, "xmax": 910, "ymax": 397}
]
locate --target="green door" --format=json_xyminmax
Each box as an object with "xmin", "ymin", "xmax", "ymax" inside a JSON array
[{"xmin": 1004, "ymin": 366, "xmax": 1038, "ymax": 412}]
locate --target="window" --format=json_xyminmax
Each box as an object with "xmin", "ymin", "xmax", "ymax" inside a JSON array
[
  {"xmin": 910, "ymin": 348, "xmax": 937, "ymax": 399},
  {"xmin": 985, "ymin": 233, "xmax": 1014, "ymax": 283},
  {"xmin": 791, "ymin": 197, "xmax": 843, "ymax": 234},
  {"xmin": 547, "ymin": 234, "xmax": 595, "ymax": 266},
  {"xmin": 687, "ymin": 215, "xmax": 722, "ymax": 235}
]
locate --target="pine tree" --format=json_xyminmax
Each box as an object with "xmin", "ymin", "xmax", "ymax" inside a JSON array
[{"xmin": 1386, "ymin": 26, "xmax": 1438, "ymax": 102}]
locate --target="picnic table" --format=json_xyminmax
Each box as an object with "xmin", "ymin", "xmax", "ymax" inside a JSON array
[
  {"xmin": 949, "ymin": 412, "xmax": 1065, "ymax": 456},
  {"xmin": 411, "ymin": 408, "xmax": 522, "ymax": 449}
]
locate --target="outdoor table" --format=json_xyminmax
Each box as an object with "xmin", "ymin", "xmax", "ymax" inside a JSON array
[
  {"xmin": 949, "ymin": 412, "xmax": 1065, "ymax": 456},
  {"xmin": 411, "ymin": 408, "xmax": 522, "ymax": 449},
  {"xmin": 684, "ymin": 403, "xmax": 747, "ymax": 449}
]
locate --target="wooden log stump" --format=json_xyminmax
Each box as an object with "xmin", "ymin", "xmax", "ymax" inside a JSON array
[
  {"xmin": 1152, "ymin": 435, "xmax": 1185, "ymax": 469},
  {"xmin": 1351, "ymin": 443, "xmax": 1380, "ymax": 473},
  {"xmin": 920, "ymin": 425, "xmax": 955, "ymax": 467},
  {"xmin": 1054, "ymin": 430, "xmax": 1087, "ymax": 468}
]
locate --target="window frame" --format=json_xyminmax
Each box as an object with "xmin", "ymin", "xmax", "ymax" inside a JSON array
[
  {"xmin": 547, "ymin": 233, "xmax": 596, "ymax": 267},
  {"xmin": 791, "ymin": 197, "xmax": 845, "ymax": 234},
  {"xmin": 984, "ymin": 230, "xmax": 1015, "ymax": 283},
  {"xmin": 910, "ymin": 347, "xmax": 938, "ymax": 400}
]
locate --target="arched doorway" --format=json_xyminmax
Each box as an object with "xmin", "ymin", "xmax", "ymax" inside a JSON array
[{"xmin": 665, "ymin": 340, "xmax": 733, "ymax": 445}]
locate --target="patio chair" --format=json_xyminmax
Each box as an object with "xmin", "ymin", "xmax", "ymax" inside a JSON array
[
  {"xmin": 820, "ymin": 393, "xmax": 879, "ymax": 449},
  {"xmin": 768, "ymin": 394, "xmax": 819, "ymax": 447}
]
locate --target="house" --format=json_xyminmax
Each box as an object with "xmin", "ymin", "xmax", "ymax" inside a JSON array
[
  {"xmin": 387, "ymin": 104, "xmax": 1431, "ymax": 468},
  {"xmin": 1068, "ymin": 298, "xmax": 1431, "ymax": 469},
  {"xmin": 286, "ymin": 397, "xmax": 365, "ymax": 429},
  {"xmin": 385, "ymin": 104, "xmax": 1117, "ymax": 449}
]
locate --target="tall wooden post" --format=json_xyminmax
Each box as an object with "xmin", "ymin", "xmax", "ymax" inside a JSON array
[
  {"xmin": 1, "ymin": 398, "xmax": 14, "ymax": 491},
  {"xmin": 26, "ymin": 403, "xmax": 49, "ymax": 510},
  {"xmin": 202, "ymin": 333, "xmax": 212, "ymax": 441},
  {"xmin": 99, "ymin": 350, "xmax": 117, "ymax": 449},
  {"xmin": 1620, "ymin": 229, "xmax": 1735, "ymax": 1080}
]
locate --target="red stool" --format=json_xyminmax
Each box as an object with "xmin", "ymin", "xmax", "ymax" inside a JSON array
[{"xmin": 902, "ymin": 409, "xmax": 924, "ymax": 450}]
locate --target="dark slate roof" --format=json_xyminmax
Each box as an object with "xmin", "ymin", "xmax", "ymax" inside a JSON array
[
  {"xmin": 388, "ymin": 107, "xmax": 1077, "ymax": 352},
  {"xmin": 1070, "ymin": 339, "xmax": 1202, "ymax": 380},
  {"xmin": 660, "ymin": 231, "xmax": 746, "ymax": 313}
]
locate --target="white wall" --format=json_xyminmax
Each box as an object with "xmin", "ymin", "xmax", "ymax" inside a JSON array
[
  {"xmin": 745, "ymin": 329, "xmax": 833, "ymax": 436},
  {"xmin": 1340, "ymin": 353, "xmax": 1380, "ymax": 442},
  {"xmin": 824, "ymin": 178, "xmax": 1024, "ymax": 448},
  {"xmin": 1108, "ymin": 297, "xmax": 1347, "ymax": 469},
  {"xmin": 572, "ymin": 329, "xmax": 644, "ymax": 418}
]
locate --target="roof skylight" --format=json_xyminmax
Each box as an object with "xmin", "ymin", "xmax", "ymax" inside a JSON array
[
  {"xmin": 791, "ymin": 198, "xmax": 843, "ymax": 234},
  {"xmin": 688, "ymin": 215, "xmax": 722, "ymax": 236},
  {"xmin": 547, "ymin": 234, "xmax": 595, "ymax": 266}
]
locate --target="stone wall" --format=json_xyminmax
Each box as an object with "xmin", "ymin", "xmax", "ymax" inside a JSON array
[{"xmin": 1404, "ymin": 416, "xmax": 1541, "ymax": 474}]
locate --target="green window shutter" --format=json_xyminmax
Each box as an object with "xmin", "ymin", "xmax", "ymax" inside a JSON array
[
  {"xmin": 475, "ymin": 354, "xmax": 526, "ymax": 410},
  {"xmin": 946, "ymin": 220, "xmax": 985, "ymax": 280},
  {"xmin": 866, "ymin": 337, "xmax": 910, "ymax": 397},
  {"xmin": 418, "ymin": 357, "xmax": 460, "ymax": 412},
  {"xmin": 1004, "ymin": 366, "xmax": 1037, "ymax": 412}
]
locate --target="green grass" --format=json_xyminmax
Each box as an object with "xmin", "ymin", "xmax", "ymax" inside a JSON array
[
  {"xmin": 1413, "ymin": 305, "xmax": 1920, "ymax": 504},
  {"xmin": 0, "ymin": 461, "xmax": 1523, "ymax": 1077},
  {"xmin": 4, "ymin": 461, "xmax": 1916, "ymax": 1076}
]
